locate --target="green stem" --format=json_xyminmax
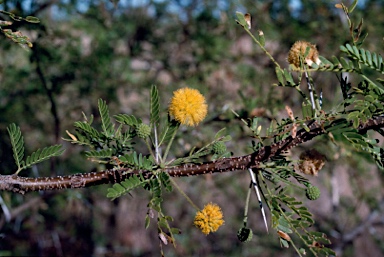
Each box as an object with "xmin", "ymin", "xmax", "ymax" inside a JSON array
[
  {"xmin": 362, "ymin": 74, "xmax": 384, "ymax": 93},
  {"xmin": 144, "ymin": 138, "xmax": 157, "ymax": 162},
  {"xmin": 243, "ymin": 184, "xmax": 252, "ymax": 226},
  {"xmin": 243, "ymin": 28, "xmax": 282, "ymax": 70},
  {"xmin": 169, "ymin": 176, "xmax": 200, "ymax": 211},
  {"xmin": 162, "ymin": 124, "xmax": 179, "ymax": 162}
]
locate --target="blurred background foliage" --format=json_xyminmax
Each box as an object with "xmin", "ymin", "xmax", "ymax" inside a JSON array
[{"xmin": 0, "ymin": 0, "xmax": 383, "ymax": 256}]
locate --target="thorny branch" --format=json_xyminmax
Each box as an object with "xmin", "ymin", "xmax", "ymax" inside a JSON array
[{"xmin": 1, "ymin": 116, "xmax": 383, "ymax": 194}]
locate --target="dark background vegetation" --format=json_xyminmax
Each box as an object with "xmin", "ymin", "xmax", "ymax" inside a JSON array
[{"xmin": 0, "ymin": 0, "xmax": 383, "ymax": 256}]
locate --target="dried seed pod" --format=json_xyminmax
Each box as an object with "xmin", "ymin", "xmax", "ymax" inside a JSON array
[
  {"xmin": 297, "ymin": 149, "xmax": 325, "ymax": 176},
  {"xmin": 288, "ymin": 41, "xmax": 321, "ymax": 68}
]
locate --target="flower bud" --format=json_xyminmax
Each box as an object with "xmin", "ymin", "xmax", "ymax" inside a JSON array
[{"xmin": 136, "ymin": 123, "xmax": 151, "ymax": 139}]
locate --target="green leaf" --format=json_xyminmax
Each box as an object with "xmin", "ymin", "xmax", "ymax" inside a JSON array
[
  {"xmin": 158, "ymin": 217, "xmax": 168, "ymax": 228},
  {"xmin": 360, "ymin": 49, "xmax": 367, "ymax": 63},
  {"xmin": 214, "ymin": 128, "xmax": 227, "ymax": 139},
  {"xmin": 222, "ymin": 135, "xmax": 232, "ymax": 142},
  {"xmin": 352, "ymin": 116, "xmax": 359, "ymax": 128},
  {"xmin": 280, "ymin": 238, "xmax": 289, "ymax": 248},
  {"xmin": 163, "ymin": 215, "xmax": 174, "ymax": 221},
  {"xmin": 25, "ymin": 145, "xmax": 65, "ymax": 168},
  {"xmin": 372, "ymin": 52, "xmax": 379, "ymax": 67},
  {"xmin": 346, "ymin": 44, "xmax": 354, "ymax": 55},
  {"xmin": 145, "ymin": 215, "xmax": 151, "ymax": 229},
  {"xmin": 235, "ymin": 12, "xmax": 247, "ymax": 27},
  {"xmin": 340, "ymin": 45, "xmax": 348, "ymax": 53},
  {"xmin": 114, "ymin": 114, "xmax": 141, "ymax": 126},
  {"xmin": 365, "ymin": 48, "xmax": 373, "ymax": 66},
  {"xmin": 85, "ymin": 148, "xmax": 113, "ymax": 158},
  {"xmin": 339, "ymin": 57, "xmax": 351, "ymax": 69},
  {"xmin": 275, "ymin": 68, "xmax": 284, "ymax": 85},
  {"xmin": 150, "ymin": 85, "xmax": 160, "ymax": 126},
  {"xmin": 283, "ymin": 69, "xmax": 295, "ymax": 85},
  {"xmin": 348, "ymin": 0, "xmax": 358, "ymax": 13},
  {"xmin": 320, "ymin": 56, "xmax": 333, "ymax": 66},
  {"xmin": 98, "ymin": 99, "xmax": 114, "ymax": 137},
  {"xmin": 276, "ymin": 216, "xmax": 292, "ymax": 233},
  {"xmin": 170, "ymin": 228, "xmax": 181, "ymax": 234},
  {"xmin": 352, "ymin": 45, "xmax": 359, "ymax": 56},
  {"xmin": 7, "ymin": 123, "xmax": 25, "ymax": 172},
  {"xmin": 25, "ymin": 16, "xmax": 40, "ymax": 23}
]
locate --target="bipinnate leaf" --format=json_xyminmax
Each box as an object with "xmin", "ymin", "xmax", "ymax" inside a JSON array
[{"xmin": 7, "ymin": 123, "xmax": 25, "ymax": 171}]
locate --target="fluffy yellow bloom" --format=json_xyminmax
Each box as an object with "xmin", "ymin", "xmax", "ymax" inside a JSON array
[
  {"xmin": 169, "ymin": 87, "xmax": 208, "ymax": 126},
  {"xmin": 194, "ymin": 203, "xmax": 224, "ymax": 235},
  {"xmin": 288, "ymin": 41, "xmax": 321, "ymax": 68}
]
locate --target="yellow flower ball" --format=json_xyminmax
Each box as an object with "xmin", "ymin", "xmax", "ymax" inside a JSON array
[
  {"xmin": 194, "ymin": 203, "xmax": 224, "ymax": 235},
  {"xmin": 169, "ymin": 87, "xmax": 208, "ymax": 126}
]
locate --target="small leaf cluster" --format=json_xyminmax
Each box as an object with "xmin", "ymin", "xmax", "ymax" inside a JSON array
[
  {"xmin": 269, "ymin": 189, "xmax": 334, "ymax": 256},
  {"xmin": 66, "ymin": 99, "xmax": 139, "ymax": 167},
  {"xmin": 0, "ymin": 10, "xmax": 40, "ymax": 49}
]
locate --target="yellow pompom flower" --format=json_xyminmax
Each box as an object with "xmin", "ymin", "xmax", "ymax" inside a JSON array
[
  {"xmin": 194, "ymin": 203, "xmax": 224, "ymax": 235},
  {"xmin": 288, "ymin": 41, "xmax": 321, "ymax": 68},
  {"xmin": 169, "ymin": 87, "xmax": 208, "ymax": 126}
]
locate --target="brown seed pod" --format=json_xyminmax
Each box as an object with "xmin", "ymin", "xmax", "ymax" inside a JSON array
[{"xmin": 297, "ymin": 149, "xmax": 326, "ymax": 176}]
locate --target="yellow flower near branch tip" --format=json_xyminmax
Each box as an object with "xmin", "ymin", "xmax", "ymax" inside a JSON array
[
  {"xmin": 169, "ymin": 87, "xmax": 208, "ymax": 126},
  {"xmin": 194, "ymin": 203, "xmax": 224, "ymax": 235}
]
